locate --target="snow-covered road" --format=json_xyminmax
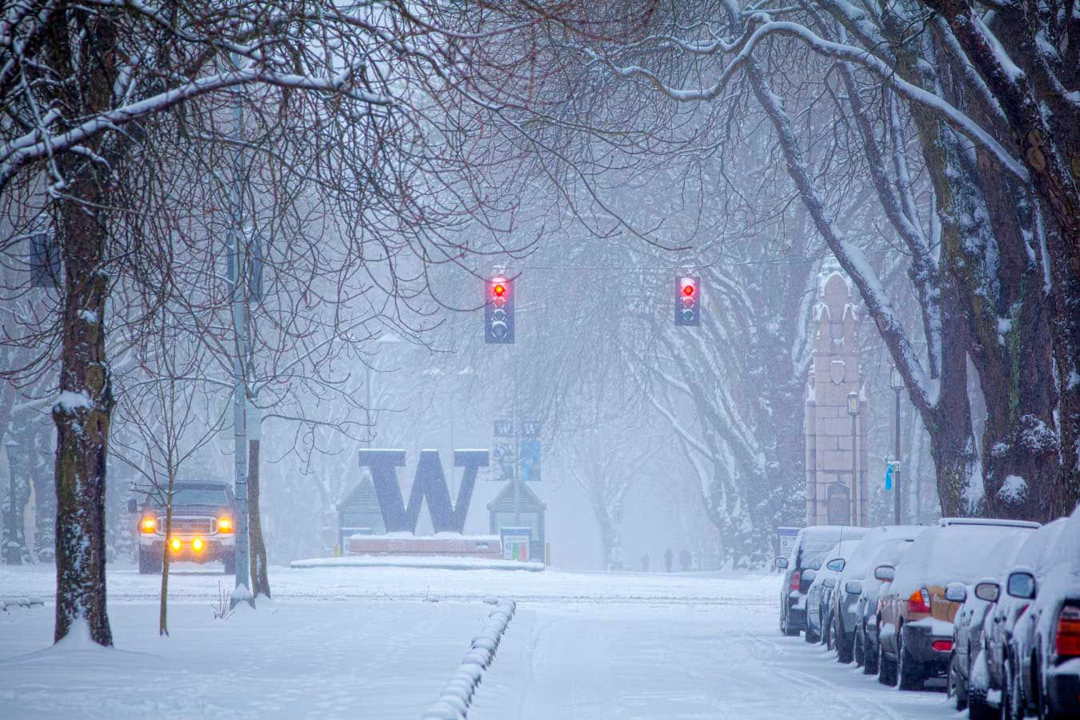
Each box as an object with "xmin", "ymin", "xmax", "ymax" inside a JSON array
[{"xmin": 1, "ymin": 564, "xmax": 959, "ymax": 718}]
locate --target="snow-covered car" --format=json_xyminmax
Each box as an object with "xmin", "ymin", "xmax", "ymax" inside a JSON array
[
  {"xmin": 776, "ymin": 525, "xmax": 869, "ymax": 637},
  {"xmin": 996, "ymin": 505, "xmax": 1080, "ymax": 720},
  {"xmin": 876, "ymin": 518, "xmax": 1039, "ymax": 690},
  {"xmin": 806, "ymin": 538, "xmax": 862, "ymax": 646},
  {"xmin": 855, "ymin": 539, "xmax": 915, "ymax": 675},
  {"xmin": 945, "ymin": 529, "xmax": 1033, "ymax": 715},
  {"xmin": 130, "ymin": 479, "xmax": 238, "ymax": 575},
  {"xmin": 828, "ymin": 525, "xmax": 924, "ymax": 664},
  {"xmin": 979, "ymin": 517, "xmax": 1066, "ymax": 717}
]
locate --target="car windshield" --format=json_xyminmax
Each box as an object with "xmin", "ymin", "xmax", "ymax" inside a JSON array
[
  {"xmin": 799, "ymin": 528, "xmax": 869, "ymax": 570},
  {"xmin": 842, "ymin": 527, "xmax": 924, "ymax": 579},
  {"xmin": 155, "ymin": 486, "xmax": 229, "ymax": 507},
  {"xmin": 891, "ymin": 524, "xmax": 1036, "ymax": 594}
]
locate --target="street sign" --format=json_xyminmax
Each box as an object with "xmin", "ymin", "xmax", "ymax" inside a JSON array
[
  {"xmin": 521, "ymin": 438, "xmax": 541, "ymax": 482},
  {"xmin": 778, "ymin": 527, "xmax": 800, "ymax": 564},
  {"xmin": 521, "ymin": 421, "xmax": 541, "ymax": 438},
  {"xmin": 494, "ymin": 420, "xmax": 515, "ymax": 437}
]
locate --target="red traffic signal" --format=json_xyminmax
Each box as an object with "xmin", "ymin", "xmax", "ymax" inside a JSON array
[
  {"xmin": 486, "ymin": 276, "xmax": 515, "ymax": 343},
  {"xmin": 675, "ymin": 275, "xmax": 701, "ymax": 326}
]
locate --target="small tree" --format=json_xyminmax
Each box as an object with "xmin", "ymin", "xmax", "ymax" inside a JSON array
[{"xmin": 112, "ymin": 314, "xmax": 225, "ymax": 636}]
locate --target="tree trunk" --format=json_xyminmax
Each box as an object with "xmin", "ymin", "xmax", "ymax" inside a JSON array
[
  {"xmin": 3, "ymin": 435, "xmax": 31, "ymax": 565},
  {"xmin": 248, "ymin": 438, "xmax": 270, "ymax": 599},
  {"xmin": 51, "ymin": 180, "xmax": 114, "ymax": 647},
  {"xmin": 159, "ymin": 473, "xmax": 175, "ymax": 637}
]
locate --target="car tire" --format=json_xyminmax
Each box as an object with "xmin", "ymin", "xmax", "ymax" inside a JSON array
[
  {"xmin": 223, "ymin": 552, "xmax": 236, "ymax": 575},
  {"xmin": 949, "ymin": 652, "xmax": 968, "ymax": 711},
  {"xmin": 897, "ymin": 628, "xmax": 924, "ymax": 691},
  {"xmin": 836, "ymin": 617, "xmax": 854, "ymax": 664},
  {"xmin": 780, "ymin": 610, "xmax": 799, "ymax": 637},
  {"xmin": 1035, "ymin": 664, "xmax": 1060, "ymax": 720},
  {"xmin": 854, "ymin": 625, "xmax": 865, "ymax": 667},
  {"xmin": 864, "ymin": 626, "xmax": 880, "ymax": 676},
  {"xmin": 138, "ymin": 547, "xmax": 162, "ymax": 575},
  {"xmin": 878, "ymin": 634, "xmax": 897, "ymax": 686},
  {"xmin": 805, "ymin": 624, "xmax": 819, "ymax": 644},
  {"xmin": 969, "ymin": 679, "xmax": 997, "ymax": 720},
  {"xmin": 1003, "ymin": 657, "xmax": 1025, "ymax": 720}
]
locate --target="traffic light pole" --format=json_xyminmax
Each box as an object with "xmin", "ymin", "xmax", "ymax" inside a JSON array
[
  {"xmin": 228, "ymin": 67, "xmax": 252, "ymax": 609},
  {"xmin": 513, "ymin": 340, "xmax": 521, "ymax": 525},
  {"xmin": 893, "ymin": 386, "xmax": 902, "ymax": 525}
]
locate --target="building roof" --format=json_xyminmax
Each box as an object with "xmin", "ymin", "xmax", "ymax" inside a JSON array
[
  {"xmin": 338, "ymin": 476, "xmax": 382, "ymax": 512},
  {"xmin": 487, "ymin": 481, "xmax": 546, "ymax": 512}
]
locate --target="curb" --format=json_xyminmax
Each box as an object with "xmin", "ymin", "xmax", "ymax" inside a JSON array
[{"xmin": 422, "ymin": 598, "xmax": 517, "ymax": 720}]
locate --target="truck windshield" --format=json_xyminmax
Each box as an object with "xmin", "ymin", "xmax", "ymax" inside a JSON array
[{"xmin": 156, "ymin": 486, "xmax": 229, "ymax": 507}]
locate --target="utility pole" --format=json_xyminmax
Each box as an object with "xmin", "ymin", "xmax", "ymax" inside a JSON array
[
  {"xmin": 890, "ymin": 366, "xmax": 903, "ymax": 525},
  {"xmin": 847, "ymin": 391, "xmax": 859, "ymax": 527},
  {"xmin": 228, "ymin": 71, "xmax": 252, "ymax": 608}
]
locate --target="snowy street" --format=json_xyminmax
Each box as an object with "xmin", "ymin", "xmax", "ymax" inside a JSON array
[{"xmin": 1, "ymin": 565, "xmax": 957, "ymax": 719}]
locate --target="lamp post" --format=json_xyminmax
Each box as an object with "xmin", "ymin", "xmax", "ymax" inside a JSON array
[
  {"xmin": 847, "ymin": 391, "xmax": 859, "ymax": 527},
  {"xmin": 4, "ymin": 441, "xmax": 18, "ymax": 565},
  {"xmin": 890, "ymin": 366, "xmax": 904, "ymax": 525}
]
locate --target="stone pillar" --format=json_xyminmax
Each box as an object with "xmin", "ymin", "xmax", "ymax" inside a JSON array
[{"xmin": 805, "ymin": 271, "xmax": 867, "ymax": 526}]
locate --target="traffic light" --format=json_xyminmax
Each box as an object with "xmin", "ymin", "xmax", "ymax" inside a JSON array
[
  {"xmin": 485, "ymin": 276, "xmax": 515, "ymax": 343},
  {"xmin": 675, "ymin": 275, "xmax": 700, "ymax": 326}
]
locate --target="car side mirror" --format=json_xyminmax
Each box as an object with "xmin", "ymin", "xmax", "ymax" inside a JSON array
[
  {"xmin": 1006, "ymin": 571, "xmax": 1036, "ymax": 600},
  {"xmin": 826, "ymin": 558, "xmax": 846, "ymax": 572},
  {"xmin": 845, "ymin": 580, "xmax": 862, "ymax": 595},
  {"xmin": 802, "ymin": 569, "xmax": 817, "ymax": 583},
  {"xmin": 775, "ymin": 557, "xmax": 789, "ymax": 570},
  {"xmin": 127, "ymin": 498, "xmax": 138, "ymax": 514},
  {"xmin": 874, "ymin": 564, "xmax": 895, "ymax": 582},
  {"xmin": 945, "ymin": 582, "xmax": 967, "ymax": 603},
  {"xmin": 974, "ymin": 581, "xmax": 1000, "ymax": 603}
]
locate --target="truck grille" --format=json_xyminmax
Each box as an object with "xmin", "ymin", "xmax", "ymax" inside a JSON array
[{"xmin": 162, "ymin": 517, "xmax": 215, "ymax": 535}]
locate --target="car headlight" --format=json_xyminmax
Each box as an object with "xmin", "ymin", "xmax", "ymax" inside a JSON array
[
  {"xmin": 192, "ymin": 538, "xmax": 204, "ymax": 552},
  {"xmin": 170, "ymin": 538, "xmax": 182, "ymax": 551},
  {"xmin": 140, "ymin": 517, "xmax": 157, "ymax": 534},
  {"xmin": 217, "ymin": 517, "xmax": 233, "ymax": 534}
]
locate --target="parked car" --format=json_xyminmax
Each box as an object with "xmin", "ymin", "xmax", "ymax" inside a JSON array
[
  {"xmin": 946, "ymin": 530, "xmax": 1033, "ymax": 714},
  {"xmin": 876, "ymin": 518, "xmax": 1039, "ymax": 690},
  {"xmin": 130, "ymin": 479, "xmax": 238, "ymax": 574},
  {"xmin": 806, "ymin": 539, "xmax": 863, "ymax": 646},
  {"xmin": 776, "ymin": 525, "xmax": 869, "ymax": 637},
  {"xmin": 829, "ymin": 525, "xmax": 924, "ymax": 664},
  {"xmin": 856, "ymin": 539, "xmax": 916, "ymax": 675},
  {"xmin": 1009, "ymin": 502, "xmax": 1080, "ymax": 720},
  {"xmin": 983, "ymin": 510, "xmax": 1076, "ymax": 720}
]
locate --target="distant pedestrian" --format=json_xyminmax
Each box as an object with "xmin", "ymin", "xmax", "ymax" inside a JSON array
[
  {"xmin": 679, "ymin": 549, "xmax": 692, "ymax": 572},
  {"xmin": 640, "ymin": 553, "xmax": 650, "ymax": 572},
  {"xmin": 664, "ymin": 548, "xmax": 673, "ymax": 573}
]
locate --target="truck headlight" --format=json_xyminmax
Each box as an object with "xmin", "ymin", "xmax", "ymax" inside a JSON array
[
  {"xmin": 140, "ymin": 517, "xmax": 157, "ymax": 534},
  {"xmin": 217, "ymin": 517, "xmax": 233, "ymax": 534}
]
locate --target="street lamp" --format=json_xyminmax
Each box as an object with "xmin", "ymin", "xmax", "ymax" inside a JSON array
[
  {"xmin": 847, "ymin": 391, "xmax": 859, "ymax": 527},
  {"xmin": 890, "ymin": 366, "xmax": 904, "ymax": 525}
]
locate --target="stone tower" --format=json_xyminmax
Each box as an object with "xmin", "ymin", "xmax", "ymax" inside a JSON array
[{"xmin": 804, "ymin": 271, "xmax": 869, "ymax": 527}]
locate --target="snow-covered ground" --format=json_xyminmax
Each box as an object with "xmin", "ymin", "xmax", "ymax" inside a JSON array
[{"xmin": 1, "ymin": 564, "xmax": 959, "ymax": 718}]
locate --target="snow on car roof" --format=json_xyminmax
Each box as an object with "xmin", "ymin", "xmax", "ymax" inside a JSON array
[
  {"xmin": 840, "ymin": 526, "xmax": 925, "ymax": 580},
  {"xmin": 891, "ymin": 523, "xmax": 1037, "ymax": 595},
  {"xmin": 1010, "ymin": 517, "xmax": 1068, "ymax": 575}
]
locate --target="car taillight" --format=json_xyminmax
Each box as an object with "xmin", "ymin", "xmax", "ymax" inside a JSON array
[
  {"xmin": 790, "ymin": 571, "xmax": 801, "ymax": 591},
  {"xmin": 140, "ymin": 517, "xmax": 157, "ymax": 534},
  {"xmin": 932, "ymin": 639, "xmax": 953, "ymax": 652},
  {"xmin": 1056, "ymin": 605, "xmax": 1080, "ymax": 657},
  {"xmin": 908, "ymin": 588, "xmax": 931, "ymax": 614}
]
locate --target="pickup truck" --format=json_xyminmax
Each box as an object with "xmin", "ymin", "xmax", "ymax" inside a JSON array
[{"xmin": 129, "ymin": 479, "xmax": 237, "ymax": 575}]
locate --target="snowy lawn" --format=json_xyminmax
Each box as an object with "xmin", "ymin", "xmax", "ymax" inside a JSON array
[{"xmin": 1, "ymin": 564, "xmax": 962, "ymax": 719}]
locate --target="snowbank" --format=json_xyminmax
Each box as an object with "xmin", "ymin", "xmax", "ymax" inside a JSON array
[{"xmin": 290, "ymin": 556, "xmax": 546, "ymax": 572}]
